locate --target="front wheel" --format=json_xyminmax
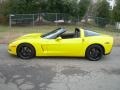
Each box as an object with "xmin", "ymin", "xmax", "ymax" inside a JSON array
[
  {"xmin": 86, "ymin": 45, "xmax": 103, "ymax": 61},
  {"xmin": 17, "ymin": 43, "xmax": 35, "ymax": 59}
]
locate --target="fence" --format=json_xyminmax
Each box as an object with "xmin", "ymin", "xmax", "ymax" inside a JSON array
[
  {"xmin": 9, "ymin": 13, "xmax": 81, "ymax": 27},
  {"xmin": 9, "ymin": 13, "xmax": 119, "ymax": 29}
]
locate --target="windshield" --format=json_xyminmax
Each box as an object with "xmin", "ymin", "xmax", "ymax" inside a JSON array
[{"xmin": 41, "ymin": 28, "xmax": 66, "ymax": 39}]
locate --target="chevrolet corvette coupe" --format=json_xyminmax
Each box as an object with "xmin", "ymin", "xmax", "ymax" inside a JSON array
[{"xmin": 8, "ymin": 28, "xmax": 113, "ymax": 61}]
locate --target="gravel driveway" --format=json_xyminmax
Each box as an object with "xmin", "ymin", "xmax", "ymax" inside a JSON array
[{"xmin": 0, "ymin": 44, "xmax": 120, "ymax": 90}]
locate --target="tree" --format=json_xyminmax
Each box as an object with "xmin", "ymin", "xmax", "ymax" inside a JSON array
[
  {"xmin": 2, "ymin": 0, "xmax": 46, "ymax": 15},
  {"xmin": 45, "ymin": 0, "xmax": 79, "ymax": 16},
  {"xmin": 78, "ymin": 0, "xmax": 90, "ymax": 20},
  {"xmin": 95, "ymin": 0, "xmax": 110, "ymax": 27},
  {"xmin": 61, "ymin": 0, "xmax": 90, "ymax": 21},
  {"xmin": 46, "ymin": 0, "xmax": 64, "ymax": 13},
  {"xmin": 45, "ymin": 0, "xmax": 79, "ymax": 21},
  {"xmin": 112, "ymin": 0, "xmax": 120, "ymax": 22}
]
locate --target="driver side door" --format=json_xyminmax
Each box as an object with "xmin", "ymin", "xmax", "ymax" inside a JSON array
[{"xmin": 41, "ymin": 37, "xmax": 83, "ymax": 56}]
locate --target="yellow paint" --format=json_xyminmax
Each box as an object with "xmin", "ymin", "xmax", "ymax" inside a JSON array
[{"xmin": 8, "ymin": 28, "xmax": 113, "ymax": 57}]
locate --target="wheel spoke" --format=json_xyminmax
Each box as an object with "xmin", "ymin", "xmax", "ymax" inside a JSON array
[
  {"xmin": 90, "ymin": 47, "xmax": 101, "ymax": 59},
  {"xmin": 19, "ymin": 46, "xmax": 32, "ymax": 58}
]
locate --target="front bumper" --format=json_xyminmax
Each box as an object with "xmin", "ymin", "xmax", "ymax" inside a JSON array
[{"xmin": 8, "ymin": 44, "xmax": 17, "ymax": 55}]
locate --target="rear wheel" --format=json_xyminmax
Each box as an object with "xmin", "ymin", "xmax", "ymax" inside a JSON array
[
  {"xmin": 17, "ymin": 43, "xmax": 35, "ymax": 59},
  {"xmin": 86, "ymin": 45, "xmax": 103, "ymax": 61}
]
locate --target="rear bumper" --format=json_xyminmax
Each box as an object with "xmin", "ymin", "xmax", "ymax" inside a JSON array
[
  {"xmin": 105, "ymin": 52, "xmax": 111, "ymax": 55},
  {"xmin": 104, "ymin": 45, "xmax": 113, "ymax": 55}
]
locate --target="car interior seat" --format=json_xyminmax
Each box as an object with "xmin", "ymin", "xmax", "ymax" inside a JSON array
[{"xmin": 74, "ymin": 28, "xmax": 80, "ymax": 38}]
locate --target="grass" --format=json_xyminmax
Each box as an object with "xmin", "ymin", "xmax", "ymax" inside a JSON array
[
  {"xmin": 0, "ymin": 25, "xmax": 80, "ymax": 33},
  {"xmin": 0, "ymin": 25, "xmax": 9, "ymax": 32},
  {"xmin": 0, "ymin": 25, "xmax": 120, "ymax": 46},
  {"xmin": 0, "ymin": 25, "xmax": 120, "ymax": 35}
]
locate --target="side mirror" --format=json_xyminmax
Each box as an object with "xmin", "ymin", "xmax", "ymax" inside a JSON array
[{"xmin": 56, "ymin": 37, "xmax": 62, "ymax": 41}]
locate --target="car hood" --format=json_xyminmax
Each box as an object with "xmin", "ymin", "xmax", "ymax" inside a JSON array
[{"xmin": 17, "ymin": 33, "xmax": 42, "ymax": 40}]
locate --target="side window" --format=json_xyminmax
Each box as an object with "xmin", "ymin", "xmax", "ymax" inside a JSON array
[
  {"xmin": 60, "ymin": 29, "xmax": 80, "ymax": 39},
  {"xmin": 84, "ymin": 30, "xmax": 100, "ymax": 37}
]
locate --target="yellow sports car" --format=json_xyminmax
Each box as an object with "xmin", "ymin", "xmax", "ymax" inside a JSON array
[{"xmin": 8, "ymin": 28, "xmax": 113, "ymax": 61}]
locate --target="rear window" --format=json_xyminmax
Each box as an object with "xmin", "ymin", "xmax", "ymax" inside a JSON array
[{"xmin": 84, "ymin": 30, "xmax": 100, "ymax": 37}]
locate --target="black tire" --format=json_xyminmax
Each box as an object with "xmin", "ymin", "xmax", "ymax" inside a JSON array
[
  {"xmin": 86, "ymin": 45, "xmax": 103, "ymax": 61},
  {"xmin": 17, "ymin": 43, "xmax": 35, "ymax": 59}
]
